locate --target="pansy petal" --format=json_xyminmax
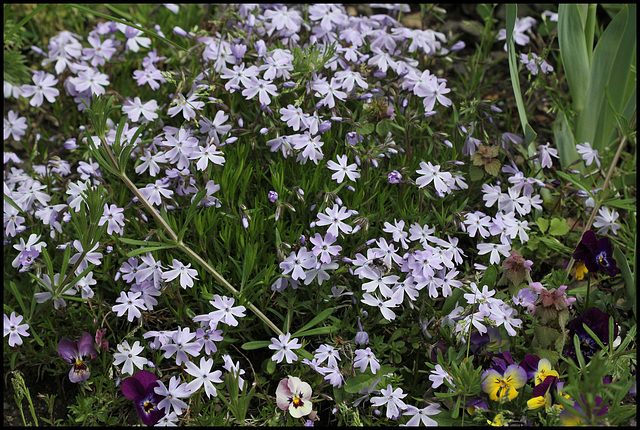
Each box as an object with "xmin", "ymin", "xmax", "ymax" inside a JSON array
[
  {"xmin": 289, "ymin": 399, "xmax": 313, "ymax": 418},
  {"xmin": 122, "ymin": 375, "xmax": 145, "ymax": 400},
  {"xmin": 77, "ymin": 332, "xmax": 98, "ymax": 360},
  {"xmin": 57, "ymin": 338, "xmax": 79, "ymax": 364},
  {"xmin": 504, "ymin": 364, "xmax": 527, "ymax": 389},
  {"xmin": 134, "ymin": 370, "xmax": 158, "ymax": 391}
]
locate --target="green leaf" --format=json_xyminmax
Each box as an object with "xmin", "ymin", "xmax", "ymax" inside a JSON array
[
  {"xmin": 468, "ymin": 165, "xmax": 484, "ymax": 182},
  {"xmin": 600, "ymin": 198, "xmax": 637, "ymax": 211},
  {"xmin": 548, "ymin": 218, "xmax": 570, "ymax": 236},
  {"xmin": 125, "ymin": 244, "xmax": 178, "ymax": 258},
  {"xmin": 554, "ymin": 110, "xmax": 582, "ymax": 171},
  {"xmin": 538, "ymin": 236, "xmax": 573, "ymax": 253},
  {"xmin": 356, "ymin": 122, "xmax": 375, "ymax": 135},
  {"xmin": 292, "ymin": 326, "xmax": 336, "ymax": 337},
  {"xmin": 613, "ymin": 246, "xmax": 635, "ymax": 309},
  {"xmin": 576, "ymin": 4, "xmax": 636, "ymax": 153},
  {"xmin": 484, "ymin": 159, "xmax": 501, "ymax": 176},
  {"xmin": 344, "ymin": 372, "xmax": 381, "ymax": 394},
  {"xmin": 376, "ymin": 119, "xmax": 394, "ymax": 136},
  {"xmin": 8, "ymin": 281, "xmax": 27, "ymax": 316},
  {"xmin": 177, "ymin": 188, "xmax": 207, "ymax": 241},
  {"xmin": 558, "ymin": 4, "xmax": 591, "ymax": 114},
  {"xmin": 536, "ymin": 217, "xmax": 549, "ymax": 233},
  {"xmin": 555, "ymin": 170, "xmax": 592, "ymax": 193},
  {"xmin": 241, "ymin": 340, "xmax": 272, "ymax": 351},
  {"xmin": 506, "ymin": 4, "xmax": 537, "ymax": 147},
  {"xmin": 480, "ymin": 265, "xmax": 498, "ymax": 289},
  {"xmin": 290, "ymin": 307, "xmax": 333, "ymax": 338}
]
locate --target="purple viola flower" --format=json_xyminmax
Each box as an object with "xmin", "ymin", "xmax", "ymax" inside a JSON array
[
  {"xmin": 121, "ymin": 370, "xmax": 164, "ymax": 426},
  {"xmin": 573, "ymin": 230, "xmax": 619, "ymax": 277},
  {"xmin": 565, "ymin": 307, "xmax": 619, "ymax": 359},
  {"xmin": 57, "ymin": 332, "xmax": 98, "ymax": 383}
]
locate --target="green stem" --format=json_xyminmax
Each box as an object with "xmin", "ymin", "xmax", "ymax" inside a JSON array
[
  {"xmin": 585, "ymin": 276, "xmax": 591, "ymax": 311},
  {"xmin": 111, "ymin": 147, "xmax": 284, "ymax": 336}
]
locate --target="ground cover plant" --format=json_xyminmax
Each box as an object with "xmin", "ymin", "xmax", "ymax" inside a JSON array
[{"xmin": 3, "ymin": 3, "xmax": 637, "ymax": 426}]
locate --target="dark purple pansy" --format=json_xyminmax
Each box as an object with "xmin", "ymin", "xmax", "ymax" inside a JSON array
[
  {"xmin": 565, "ymin": 307, "xmax": 619, "ymax": 359},
  {"xmin": 572, "ymin": 230, "xmax": 619, "ymax": 277},
  {"xmin": 57, "ymin": 332, "xmax": 98, "ymax": 383},
  {"xmin": 559, "ymin": 394, "xmax": 609, "ymax": 425},
  {"xmin": 489, "ymin": 350, "xmax": 516, "ymax": 373},
  {"xmin": 121, "ymin": 370, "xmax": 164, "ymax": 426},
  {"xmin": 532, "ymin": 375, "xmax": 557, "ymax": 399},
  {"xmin": 519, "ymin": 353, "xmax": 541, "ymax": 381}
]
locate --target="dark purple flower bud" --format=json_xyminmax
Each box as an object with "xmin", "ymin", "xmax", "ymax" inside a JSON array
[
  {"xmin": 318, "ymin": 120, "xmax": 332, "ymax": 133},
  {"xmin": 334, "ymin": 196, "xmax": 343, "ymax": 206},
  {"xmin": 237, "ymin": 117, "xmax": 244, "ymax": 127},
  {"xmin": 451, "ymin": 40, "xmax": 466, "ymax": 52},
  {"xmin": 121, "ymin": 370, "xmax": 164, "ymax": 426},
  {"xmin": 371, "ymin": 159, "xmax": 379, "ymax": 168},
  {"xmin": 388, "ymin": 170, "xmax": 402, "ymax": 184},
  {"xmin": 299, "ymin": 235, "xmax": 306, "ymax": 245},
  {"xmin": 260, "ymin": 127, "xmax": 269, "ymax": 135},
  {"xmin": 282, "ymin": 81, "xmax": 296, "ymax": 88},
  {"xmin": 331, "ymin": 116, "xmax": 342, "ymax": 122},
  {"xmin": 373, "ymin": 70, "xmax": 386, "ymax": 79},
  {"xmin": 346, "ymin": 132, "xmax": 363, "ymax": 146},
  {"xmin": 347, "ymin": 185, "xmax": 355, "ymax": 192},
  {"xmin": 64, "ymin": 138, "xmax": 78, "ymax": 150},
  {"xmin": 254, "ymin": 40, "xmax": 267, "ymax": 57},
  {"xmin": 172, "ymin": 26, "xmax": 189, "ymax": 38},
  {"xmin": 231, "ymin": 43, "xmax": 247, "ymax": 60},
  {"xmin": 268, "ymin": 191, "xmax": 278, "ymax": 203},
  {"xmin": 30, "ymin": 45, "xmax": 46, "ymax": 56}
]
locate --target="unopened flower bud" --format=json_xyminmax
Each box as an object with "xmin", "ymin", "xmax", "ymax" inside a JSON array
[
  {"xmin": 388, "ymin": 170, "xmax": 402, "ymax": 184},
  {"xmin": 268, "ymin": 190, "xmax": 278, "ymax": 203}
]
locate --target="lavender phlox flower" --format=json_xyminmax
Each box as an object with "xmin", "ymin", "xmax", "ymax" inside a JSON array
[
  {"xmin": 68, "ymin": 239, "xmax": 103, "ymax": 275},
  {"xmin": 269, "ymin": 332, "xmax": 302, "ymax": 364},
  {"xmin": 370, "ymin": 384, "xmax": 408, "ymax": 419},
  {"xmin": 361, "ymin": 292, "xmax": 399, "ymax": 321},
  {"xmin": 113, "ymin": 340, "xmax": 147, "ymax": 375},
  {"xmin": 222, "ymin": 354, "xmax": 246, "ymax": 391},
  {"xmin": 117, "ymin": 22, "xmax": 152, "ymax": 52},
  {"xmin": 206, "ymin": 294, "xmax": 246, "ymax": 327},
  {"xmin": 315, "ymin": 204, "xmax": 353, "ymax": 237},
  {"xmin": 314, "ymin": 344, "xmax": 341, "ymax": 368},
  {"xmin": 112, "ymin": 291, "xmax": 147, "ymax": 322},
  {"xmin": 154, "ymin": 375, "xmax": 192, "ymax": 415},
  {"xmin": 536, "ymin": 142, "xmax": 559, "ymax": 169},
  {"xmin": 194, "ymin": 326, "xmax": 223, "ymax": 355},
  {"xmin": 592, "ymin": 206, "xmax": 620, "ymax": 236},
  {"xmin": 326, "ymin": 154, "xmax": 360, "ymax": 183},
  {"xmin": 4, "ymin": 312, "xmax": 30, "ymax": 347},
  {"xmin": 133, "ymin": 67, "xmax": 166, "ymax": 90},
  {"xmin": 520, "ymin": 52, "xmax": 554, "ymax": 75},
  {"xmin": 4, "ymin": 110, "xmax": 28, "ymax": 141},
  {"xmin": 402, "ymin": 403, "xmax": 441, "ymax": 426},
  {"xmin": 497, "ymin": 16, "xmax": 536, "ymax": 50},
  {"xmin": 415, "ymin": 161, "xmax": 453, "ymax": 195},
  {"xmin": 160, "ymin": 327, "xmax": 203, "ymax": 366},
  {"xmin": 354, "ymin": 347, "xmax": 381, "ymax": 374}
]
